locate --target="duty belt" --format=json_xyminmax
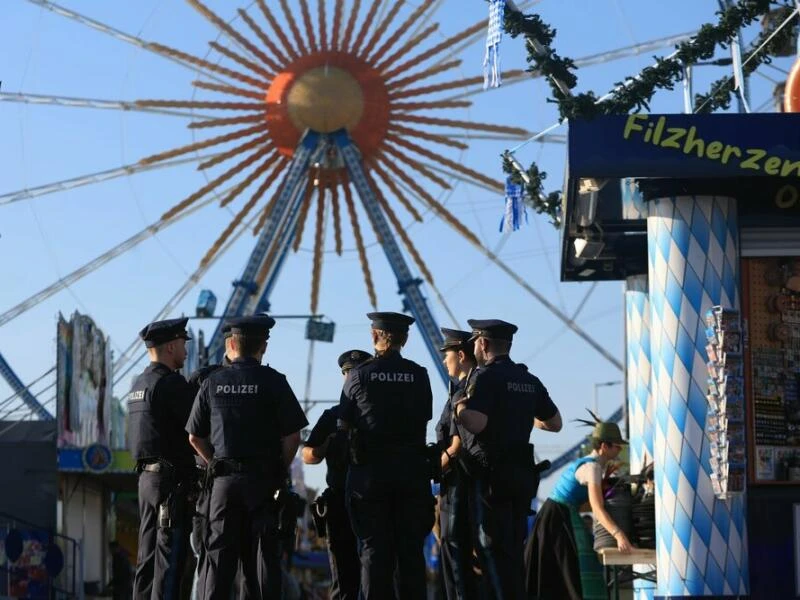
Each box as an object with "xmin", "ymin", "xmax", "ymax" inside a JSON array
[{"xmin": 210, "ymin": 458, "xmax": 271, "ymax": 476}]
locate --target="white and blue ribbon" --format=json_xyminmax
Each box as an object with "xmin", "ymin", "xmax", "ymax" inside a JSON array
[
  {"xmin": 484, "ymin": 0, "xmax": 504, "ymax": 89},
  {"xmin": 500, "ymin": 176, "xmax": 526, "ymax": 232}
]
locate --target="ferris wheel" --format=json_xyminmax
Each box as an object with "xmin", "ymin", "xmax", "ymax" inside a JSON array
[{"xmin": 0, "ymin": 0, "xmax": 694, "ymax": 423}]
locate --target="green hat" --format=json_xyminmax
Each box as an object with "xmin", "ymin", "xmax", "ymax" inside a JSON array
[{"xmin": 590, "ymin": 422, "xmax": 628, "ymax": 445}]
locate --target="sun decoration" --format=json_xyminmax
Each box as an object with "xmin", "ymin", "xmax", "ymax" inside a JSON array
[{"xmin": 134, "ymin": 0, "xmax": 528, "ymax": 312}]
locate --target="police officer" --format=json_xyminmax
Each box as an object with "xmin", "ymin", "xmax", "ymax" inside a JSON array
[
  {"xmin": 454, "ymin": 319, "xmax": 562, "ymax": 600},
  {"xmin": 339, "ymin": 312, "xmax": 435, "ymax": 600},
  {"xmin": 302, "ymin": 349, "xmax": 371, "ymax": 600},
  {"xmin": 127, "ymin": 317, "xmax": 196, "ymax": 600},
  {"xmin": 437, "ymin": 329, "xmax": 478, "ymax": 600},
  {"xmin": 186, "ymin": 315, "xmax": 308, "ymax": 600}
]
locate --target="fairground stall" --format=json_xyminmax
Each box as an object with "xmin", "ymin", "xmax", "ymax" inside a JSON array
[{"xmin": 560, "ymin": 112, "xmax": 800, "ymax": 599}]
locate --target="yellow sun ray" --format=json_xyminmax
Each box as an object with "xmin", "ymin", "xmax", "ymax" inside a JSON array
[
  {"xmin": 278, "ymin": 0, "xmax": 309, "ymax": 56},
  {"xmin": 387, "ymin": 60, "xmax": 463, "ymax": 91},
  {"xmin": 162, "ymin": 144, "xmax": 273, "ymax": 220},
  {"xmin": 310, "ymin": 186, "xmax": 327, "ymax": 312},
  {"xmin": 382, "ymin": 20, "xmax": 486, "ymax": 80},
  {"xmin": 146, "ymin": 42, "xmax": 268, "ymax": 90},
  {"xmin": 343, "ymin": 180, "xmax": 377, "ymax": 307},
  {"xmin": 298, "ymin": 0, "xmax": 318, "ymax": 53},
  {"xmin": 387, "ymin": 124, "xmax": 467, "ymax": 150},
  {"xmin": 186, "ymin": 0, "xmax": 280, "ymax": 72},
  {"xmin": 293, "ymin": 181, "xmax": 316, "ymax": 252},
  {"xmin": 393, "ymin": 114, "xmax": 530, "ymax": 137},
  {"xmin": 318, "ymin": 0, "xmax": 329, "ymax": 51},
  {"xmin": 386, "ymin": 133, "xmax": 503, "ymax": 191},
  {"xmin": 209, "ymin": 42, "xmax": 272, "ymax": 82},
  {"xmin": 391, "ymin": 99, "xmax": 472, "ymax": 111},
  {"xmin": 192, "ymin": 80, "xmax": 265, "ymax": 101},
  {"xmin": 380, "ymin": 145, "xmax": 451, "ymax": 189},
  {"xmin": 188, "ymin": 113, "xmax": 265, "ymax": 130},
  {"xmin": 135, "ymin": 99, "xmax": 264, "ymax": 111},
  {"xmin": 330, "ymin": 179, "xmax": 343, "ymax": 255},
  {"xmin": 368, "ymin": 2, "xmax": 432, "ymax": 65},
  {"xmin": 237, "ymin": 8, "xmax": 290, "ymax": 66},
  {"xmin": 255, "ymin": 0, "xmax": 299, "ymax": 60},
  {"xmin": 366, "ymin": 171, "xmax": 434, "ymax": 284},
  {"xmin": 374, "ymin": 23, "xmax": 439, "ymax": 73},
  {"xmin": 368, "ymin": 160, "xmax": 423, "ymax": 221},
  {"xmin": 359, "ymin": 1, "xmax": 403, "ymax": 60},
  {"xmin": 351, "ymin": 0, "xmax": 384, "ymax": 56},
  {"xmin": 197, "ymin": 134, "xmax": 272, "ymax": 170},
  {"xmin": 331, "ymin": 0, "xmax": 344, "ymax": 51},
  {"xmin": 341, "ymin": 0, "xmax": 363, "ymax": 52},
  {"xmin": 139, "ymin": 122, "xmax": 268, "ymax": 165}
]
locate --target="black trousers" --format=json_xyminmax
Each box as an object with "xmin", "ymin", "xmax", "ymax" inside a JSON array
[
  {"xmin": 134, "ymin": 471, "xmax": 190, "ymax": 600},
  {"xmin": 347, "ymin": 457, "xmax": 434, "ymax": 600},
  {"xmin": 467, "ymin": 467, "xmax": 533, "ymax": 600},
  {"xmin": 200, "ymin": 473, "xmax": 281, "ymax": 600},
  {"xmin": 325, "ymin": 489, "xmax": 360, "ymax": 600},
  {"xmin": 439, "ymin": 469, "xmax": 477, "ymax": 600}
]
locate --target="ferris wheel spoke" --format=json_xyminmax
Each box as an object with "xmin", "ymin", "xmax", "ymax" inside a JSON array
[
  {"xmin": 419, "ymin": 161, "xmax": 504, "ymax": 195},
  {"xmin": 0, "ymin": 153, "xmax": 220, "ymax": 207},
  {"xmin": 374, "ymin": 24, "xmax": 439, "ymax": 73},
  {"xmin": 136, "ymin": 99, "xmax": 264, "ymax": 112},
  {"xmin": 310, "ymin": 187, "xmax": 327, "ymax": 313},
  {"xmin": 186, "ymin": 0, "xmax": 279, "ymax": 72},
  {"xmin": 190, "ymin": 79, "xmax": 266, "ymax": 101},
  {"xmin": 388, "ymin": 60, "xmax": 463, "ymax": 90},
  {"xmin": 254, "ymin": 0, "xmax": 298, "ymax": 61},
  {"xmin": 387, "ymin": 133, "xmax": 503, "ymax": 192},
  {"xmin": 147, "ymin": 42, "xmax": 269, "ymax": 90},
  {"xmin": 368, "ymin": 2, "xmax": 434, "ymax": 66},
  {"xmin": 381, "ymin": 20, "xmax": 486, "ymax": 80},
  {"xmin": 331, "ymin": 0, "xmax": 344, "ymax": 51},
  {"xmin": 208, "ymin": 42, "xmax": 273, "ymax": 82},
  {"xmin": 318, "ymin": 0, "xmax": 328, "ymax": 52},
  {"xmin": 162, "ymin": 144, "xmax": 273, "ymax": 220},
  {"xmin": 393, "ymin": 114, "xmax": 529, "ymax": 137},
  {"xmin": 368, "ymin": 161, "xmax": 423, "ymax": 222},
  {"xmin": 298, "ymin": 0, "xmax": 319, "ymax": 53},
  {"xmin": 340, "ymin": 0, "xmax": 362, "ymax": 52},
  {"xmin": 0, "ymin": 91, "xmax": 216, "ymax": 119},
  {"xmin": 330, "ymin": 180, "xmax": 343, "ymax": 255},
  {"xmin": 139, "ymin": 122, "xmax": 268, "ymax": 166},
  {"xmin": 188, "ymin": 112, "xmax": 266, "ymax": 129},
  {"xmin": 391, "ymin": 99, "xmax": 472, "ymax": 112},
  {"xmin": 217, "ymin": 150, "xmax": 280, "ymax": 207},
  {"xmin": 351, "ymin": 0, "xmax": 385, "ymax": 56},
  {"xmin": 292, "ymin": 182, "xmax": 316, "ymax": 252},
  {"xmin": 439, "ymin": 132, "xmax": 567, "ymax": 144},
  {"xmin": 0, "ymin": 191, "xmax": 218, "ymax": 329},
  {"xmin": 387, "ymin": 124, "xmax": 467, "ymax": 151},
  {"xmin": 365, "ymin": 171, "xmax": 434, "ymax": 284},
  {"xmin": 390, "ymin": 75, "xmax": 489, "ymax": 100},
  {"xmin": 278, "ymin": 0, "xmax": 310, "ymax": 56},
  {"xmin": 198, "ymin": 134, "xmax": 272, "ymax": 170},
  {"xmin": 23, "ymin": 0, "xmax": 229, "ymax": 85},
  {"xmin": 343, "ymin": 180, "xmax": 377, "ymax": 308},
  {"xmin": 379, "ymin": 145, "xmax": 451, "ymax": 189},
  {"xmin": 359, "ymin": 0, "xmax": 403, "ymax": 60},
  {"xmin": 236, "ymin": 8, "xmax": 289, "ymax": 66}
]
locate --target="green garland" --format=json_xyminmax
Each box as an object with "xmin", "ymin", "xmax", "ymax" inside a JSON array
[
  {"xmin": 502, "ymin": 154, "xmax": 562, "ymax": 227},
  {"xmin": 501, "ymin": 0, "xmax": 790, "ymax": 227}
]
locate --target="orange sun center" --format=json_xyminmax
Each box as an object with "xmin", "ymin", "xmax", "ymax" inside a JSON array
[{"xmin": 265, "ymin": 51, "xmax": 390, "ymax": 161}]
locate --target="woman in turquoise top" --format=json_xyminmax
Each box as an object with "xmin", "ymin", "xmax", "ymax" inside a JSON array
[{"xmin": 525, "ymin": 422, "xmax": 632, "ymax": 600}]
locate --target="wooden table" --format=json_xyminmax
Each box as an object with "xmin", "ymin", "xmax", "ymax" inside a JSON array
[{"xmin": 597, "ymin": 548, "xmax": 657, "ymax": 600}]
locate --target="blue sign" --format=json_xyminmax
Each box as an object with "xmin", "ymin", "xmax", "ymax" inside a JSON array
[
  {"xmin": 81, "ymin": 443, "xmax": 112, "ymax": 473},
  {"xmin": 569, "ymin": 113, "xmax": 800, "ymax": 179}
]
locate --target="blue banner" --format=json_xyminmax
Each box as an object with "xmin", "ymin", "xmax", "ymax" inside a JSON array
[{"xmin": 569, "ymin": 113, "xmax": 800, "ymax": 179}]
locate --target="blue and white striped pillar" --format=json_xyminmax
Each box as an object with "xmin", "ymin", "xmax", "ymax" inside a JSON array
[
  {"xmin": 623, "ymin": 179, "xmax": 656, "ymax": 600},
  {"xmin": 647, "ymin": 195, "xmax": 748, "ymax": 597}
]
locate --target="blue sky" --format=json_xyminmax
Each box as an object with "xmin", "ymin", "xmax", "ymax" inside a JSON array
[{"xmin": 0, "ymin": 0, "xmax": 793, "ymax": 495}]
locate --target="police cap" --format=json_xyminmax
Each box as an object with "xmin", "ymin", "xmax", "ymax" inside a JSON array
[
  {"xmin": 337, "ymin": 349, "xmax": 372, "ymax": 372},
  {"xmin": 225, "ymin": 314, "xmax": 276, "ymax": 339},
  {"xmin": 467, "ymin": 319, "xmax": 518, "ymax": 342},
  {"xmin": 367, "ymin": 311, "xmax": 415, "ymax": 333},
  {"xmin": 439, "ymin": 328, "xmax": 472, "ymax": 352},
  {"xmin": 139, "ymin": 317, "xmax": 191, "ymax": 348}
]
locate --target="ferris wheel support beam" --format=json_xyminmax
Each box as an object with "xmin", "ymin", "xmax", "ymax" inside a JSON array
[
  {"xmin": 206, "ymin": 130, "xmax": 323, "ymax": 362},
  {"xmin": 0, "ymin": 353, "xmax": 52, "ymax": 420},
  {"xmin": 334, "ymin": 130, "xmax": 448, "ymax": 386}
]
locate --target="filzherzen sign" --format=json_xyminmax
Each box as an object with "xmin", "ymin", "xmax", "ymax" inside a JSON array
[{"xmin": 568, "ymin": 113, "xmax": 800, "ymax": 180}]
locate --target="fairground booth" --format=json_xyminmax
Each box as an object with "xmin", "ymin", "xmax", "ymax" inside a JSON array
[{"xmin": 560, "ymin": 113, "xmax": 800, "ymax": 598}]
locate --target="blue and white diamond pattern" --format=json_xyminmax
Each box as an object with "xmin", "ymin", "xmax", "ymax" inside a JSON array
[
  {"xmin": 626, "ymin": 274, "xmax": 653, "ymax": 472},
  {"xmin": 647, "ymin": 195, "xmax": 748, "ymax": 597}
]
